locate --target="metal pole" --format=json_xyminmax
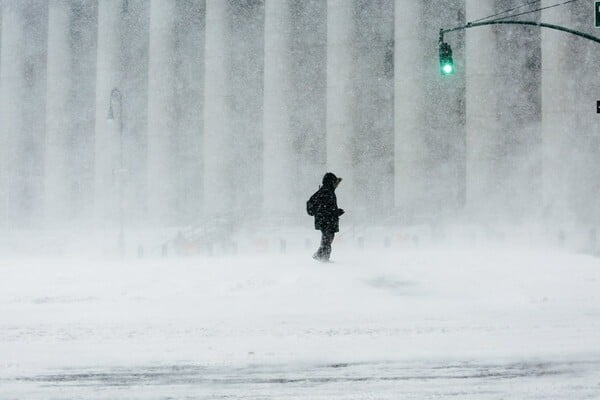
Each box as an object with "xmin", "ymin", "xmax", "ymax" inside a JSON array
[{"xmin": 441, "ymin": 20, "xmax": 600, "ymax": 45}]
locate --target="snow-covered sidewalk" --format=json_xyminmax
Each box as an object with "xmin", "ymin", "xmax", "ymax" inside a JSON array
[{"xmin": 1, "ymin": 246, "xmax": 599, "ymax": 398}]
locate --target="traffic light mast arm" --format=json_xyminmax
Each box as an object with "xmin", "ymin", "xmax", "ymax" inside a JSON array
[{"xmin": 440, "ymin": 20, "xmax": 600, "ymax": 46}]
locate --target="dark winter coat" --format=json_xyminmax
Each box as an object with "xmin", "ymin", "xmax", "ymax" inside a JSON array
[{"xmin": 309, "ymin": 173, "xmax": 344, "ymax": 233}]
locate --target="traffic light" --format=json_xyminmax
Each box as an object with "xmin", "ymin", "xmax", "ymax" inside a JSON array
[{"xmin": 439, "ymin": 42, "xmax": 455, "ymax": 76}]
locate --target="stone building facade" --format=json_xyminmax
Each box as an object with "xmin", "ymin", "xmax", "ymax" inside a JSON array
[{"xmin": 0, "ymin": 0, "xmax": 597, "ymax": 229}]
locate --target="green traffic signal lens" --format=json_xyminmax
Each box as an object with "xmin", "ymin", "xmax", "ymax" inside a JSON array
[{"xmin": 439, "ymin": 42, "xmax": 455, "ymax": 76}]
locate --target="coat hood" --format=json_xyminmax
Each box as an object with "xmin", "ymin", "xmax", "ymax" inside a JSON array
[{"xmin": 322, "ymin": 172, "xmax": 341, "ymax": 189}]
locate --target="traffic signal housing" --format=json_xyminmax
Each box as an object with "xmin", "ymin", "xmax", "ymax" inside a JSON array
[{"xmin": 439, "ymin": 42, "xmax": 455, "ymax": 76}]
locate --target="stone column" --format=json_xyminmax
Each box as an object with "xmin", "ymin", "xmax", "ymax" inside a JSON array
[
  {"xmin": 293, "ymin": 0, "xmax": 327, "ymax": 212},
  {"xmin": 465, "ymin": 0, "xmax": 499, "ymax": 219},
  {"xmin": 542, "ymin": 2, "xmax": 595, "ymax": 224},
  {"xmin": 204, "ymin": 0, "xmax": 234, "ymax": 217},
  {"xmin": 326, "ymin": 0, "xmax": 355, "ymax": 209},
  {"xmin": 147, "ymin": 0, "xmax": 177, "ymax": 224},
  {"xmin": 0, "ymin": 1, "xmax": 47, "ymax": 227},
  {"xmin": 0, "ymin": 2, "xmax": 26, "ymax": 227},
  {"xmin": 94, "ymin": 0, "xmax": 123, "ymax": 223},
  {"xmin": 263, "ymin": 0, "xmax": 294, "ymax": 217},
  {"xmin": 174, "ymin": 0, "xmax": 204, "ymax": 223},
  {"xmin": 394, "ymin": 0, "xmax": 425, "ymax": 218},
  {"xmin": 353, "ymin": 0, "xmax": 394, "ymax": 218},
  {"xmin": 494, "ymin": 13, "xmax": 542, "ymax": 222},
  {"xmin": 569, "ymin": 4, "xmax": 600, "ymax": 225},
  {"xmin": 45, "ymin": 0, "xmax": 72, "ymax": 225},
  {"xmin": 69, "ymin": 0, "xmax": 98, "ymax": 222},
  {"xmin": 121, "ymin": 0, "xmax": 150, "ymax": 226},
  {"xmin": 541, "ymin": 2, "xmax": 575, "ymax": 223}
]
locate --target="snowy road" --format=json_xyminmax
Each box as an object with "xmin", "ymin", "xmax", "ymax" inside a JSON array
[
  {"xmin": 1, "ymin": 246, "xmax": 600, "ymax": 398},
  {"xmin": 4, "ymin": 359, "xmax": 600, "ymax": 399}
]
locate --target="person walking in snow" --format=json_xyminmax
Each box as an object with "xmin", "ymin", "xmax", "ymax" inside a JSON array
[{"xmin": 306, "ymin": 172, "xmax": 345, "ymax": 262}]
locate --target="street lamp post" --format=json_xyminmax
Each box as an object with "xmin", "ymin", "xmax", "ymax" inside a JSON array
[{"xmin": 108, "ymin": 87, "xmax": 125, "ymax": 256}]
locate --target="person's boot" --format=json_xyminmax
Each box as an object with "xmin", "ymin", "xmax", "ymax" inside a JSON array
[
  {"xmin": 313, "ymin": 248, "xmax": 323, "ymax": 261},
  {"xmin": 313, "ymin": 252, "xmax": 331, "ymax": 262},
  {"xmin": 322, "ymin": 247, "xmax": 332, "ymax": 262}
]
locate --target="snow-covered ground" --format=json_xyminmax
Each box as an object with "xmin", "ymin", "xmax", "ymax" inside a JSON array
[{"xmin": 1, "ymin": 244, "xmax": 600, "ymax": 398}]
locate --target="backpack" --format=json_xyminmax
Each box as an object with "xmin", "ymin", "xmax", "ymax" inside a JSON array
[{"xmin": 306, "ymin": 191, "xmax": 318, "ymax": 216}]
